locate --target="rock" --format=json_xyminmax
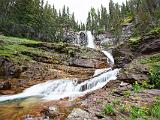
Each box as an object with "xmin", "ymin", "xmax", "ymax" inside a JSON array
[
  {"xmin": 117, "ymin": 58, "xmax": 149, "ymax": 84},
  {"xmin": 112, "ymin": 43, "xmax": 134, "ymax": 68},
  {"xmin": 69, "ymin": 58, "xmax": 108, "ymax": 69},
  {"xmin": 120, "ymin": 82, "xmax": 129, "ymax": 87},
  {"xmin": 0, "ymin": 81, "xmax": 11, "ymax": 90},
  {"xmin": 138, "ymin": 33, "xmax": 160, "ymax": 54},
  {"xmin": 0, "ymin": 56, "xmax": 22, "ymax": 78},
  {"xmin": 143, "ymin": 90, "xmax": 160, "ymax": 96},
  {"xmin": 66, "ymin": 108, "xmax": 91, "ymax": 120},
  {"xmin": 41, "ymin": 105, "xmax": 59, "ymax": 119}
]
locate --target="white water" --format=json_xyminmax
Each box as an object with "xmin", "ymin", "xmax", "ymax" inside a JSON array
[
  {"xmin": 0, "ymin": 31, "xmax": 119, "ymax": 102},
  {"xmin": 102, "ymin": 50, "xmax": 114, "ymax": 65},
  {"xmin": 0, "ymin": 69, "xmax": 119, "ymax": 102},
  {"xmin": 87, "ymin": 31, "xmax": 95, "ymax": 49}
]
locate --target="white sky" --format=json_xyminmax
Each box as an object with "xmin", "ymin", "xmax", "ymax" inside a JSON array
[{"xmin": 45, "ymin": 0, "xmax": 126, "ymax": 23}]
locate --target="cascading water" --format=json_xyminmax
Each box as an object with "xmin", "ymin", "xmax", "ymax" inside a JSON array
[
  {"xmin": 86, "ymin": 31, "xmax": 95, "ymax": 49},
  {"xmin": 0, "ymin": 31, "xmax": 119, "ymax": 102}
]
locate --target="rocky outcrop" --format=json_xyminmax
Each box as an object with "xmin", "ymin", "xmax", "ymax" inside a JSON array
[
  {"xmin": 117, "ymin": 58, "xmax": 149, "ymax": 84},
  {"xmin": 0, "ymin": 57, "xmax": 22, "ymax": 78},
  {"xmin": 112, "ymin": 32, "xmax": 160, "ymax": 68},
  {"xmin": 0, "ymin": 81, "xmax": 11, "ymax": 90},
  {"xmin": 112, "ymin": 43, "xmax": 134, "ymax": 68},
  {"xmin": 69, "ymin": 58, "xmax": 107, "ymax": 68},
  {"xmin": 137, "ymin": 33, "xmax": 160, "ymax": 54}
]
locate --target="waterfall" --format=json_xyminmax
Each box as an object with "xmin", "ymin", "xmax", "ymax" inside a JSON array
[
  {"xmin": 102, "ymin": 50, "xmax": 114, "ymax": 65},
  {"xmin": 86, "ymin": 31, "xmax": 95, "ymax": 49},
  {"xmin": 0, "ymin": 31, "xmax": 119, "ymax": 102}
]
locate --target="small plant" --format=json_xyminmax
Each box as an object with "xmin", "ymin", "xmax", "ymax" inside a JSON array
[
  {"xmin": 103, "ymin": 103, "xmax": 116, "ymax": 116},
  {"xmin": 133, "ymin": 81, "xmax": 141, "ymax": 93},
  {"xmin": 120, "ymin": 104, "xmax": 126, "ymax": 113},
  {"xmin": 124, "ymin": 90, "xmax": 131, "ymax": 97},
  {"xmin": 112, "ymin": 99, "xmax": 120, "ymax": 105},
  {"xmin": 141, "ymin": 80, "xmax": 154, "ymax": 89},
  {"xmin": 129, "ymin": 106, "xmax": 147, "ymax": 119}
]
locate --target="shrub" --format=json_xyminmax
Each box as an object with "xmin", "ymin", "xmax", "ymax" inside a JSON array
[
  {"xmin": 124, "ymin": 90, "xmax": 131, "ymax": 98},
  {"xmin": 148, "ymin": 100, "xmax": 160, "ymax": 118},
  {"xmin": 103, "ymin": 103, "xmax": 116, "ymax": 116},
  {"xmin": 149, "ymin": 65, "xmax": 160, "ymax": 88},
  {"xmin": 132, "ymin": 81, "xmax": 141, "ymax": 93},
  {"xmin": 129, "ymin": 106, "xmax": 147, "ymax": 119}
]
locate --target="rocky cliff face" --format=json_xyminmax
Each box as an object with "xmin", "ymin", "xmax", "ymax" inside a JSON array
[{"xmin": 112, "ymin": 32, "xmax": 160, "ymax": 85}]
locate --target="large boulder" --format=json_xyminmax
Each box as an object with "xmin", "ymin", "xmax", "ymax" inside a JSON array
[
  {"xmin": 117, "ymin": 57, "xmax": 149, "ymax": 84},
  {"xmin": 112, "ymin": 43, "xmax": 134, "ymax": 68}
]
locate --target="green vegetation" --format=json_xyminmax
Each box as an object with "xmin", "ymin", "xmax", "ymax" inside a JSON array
[
  {"xmin": 0, "ymin": 0, "xmax": 81, "ymax": 41},
  {"xmin": 124, "ymin": 90, "xmax": 131, "ymax": 98},
  {"xmin": 120, "ymin": 104, "xmax": 127, "ymax": 113},
  {"xmin": 149, "ymin": 65, "xmax": 160, "ymax": 88},
  {"xmin": 128, "ymin": 37, "xmax": 141, "ymax": 48},
  {"xmin": 149, "ymin": 27, "xmax": 160, "ymax": 34},
  {"xmin": 139, "ymin": 54, "xmax": 160, "ymax": 88},
  {"xmin": 103, "ymin": 103, "xmax": 116, "ymax": 116},
  {"xmin": 0, "ymin": 35, "xmax": 52, "ymax": 62},
  {"xmin": 140, "ymin": 54, "xmax": 160, "ymax": 64},
  {"xmin": 141, "ymin": 80, "xmax": 154, "ymax": 89},
  {"xmin": 148, "ymin": 100, "xmax": 160, "ymax": 118},
  {"xmin": 121, "ymin": 16, "xmax": 133, "ymax": 25},
  {"xmin": 132, "ymin": 81, "xmax": 141, "ymax": 93},
  {"xmin": 129, "ymin": 106, "xmax": 147, "ymax": 119}
]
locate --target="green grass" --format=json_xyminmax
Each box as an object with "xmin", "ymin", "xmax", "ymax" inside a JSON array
[
  {"xmin": 0, "ymin": 35, "xmax": 40, "ymax": 44},
  {"xmin": 139, "ymin": 54, "xmax": 160, "ymax": 88},
  {"xmin": 132, "ymin": 81, "xmax": 141, "ymax": 93},
  {"xmin": 0, "ymin": 35, "xmax": 53, "ymax": 62},
  {"xmin": 140, "ymin": 54, "xmax": 160, "ymax": 64},
  {"xmin": 148, "ymin": 100, "xmax": 160, "ymax": 118},
  {"xmin": 129, "ymin": 106, "xmax": 147, "ymax": 119}
]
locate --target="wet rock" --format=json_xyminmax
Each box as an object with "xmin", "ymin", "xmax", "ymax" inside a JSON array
[
  {"xmin": 0, "ymin": 81, "xmax": 11, "ymax": 90},
  {"xmin": 66, "ymin": 108, "xmax": 91, "ymax": 120}
]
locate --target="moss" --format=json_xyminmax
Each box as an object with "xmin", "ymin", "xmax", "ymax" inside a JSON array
[
  {"xmin": 128, "ymin": 37, "xmax": 141, "ymax": 48},
  {"xmin": 0, "ymin": 35, "xmax": 53, "ymax": 63},
  {"xmin": 122, "ymin": 16, "xmax": 133, "ymax": 25},
  {"xmin": 148, "ymin": 27, "xmax": 160, "ymax": 34}
]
